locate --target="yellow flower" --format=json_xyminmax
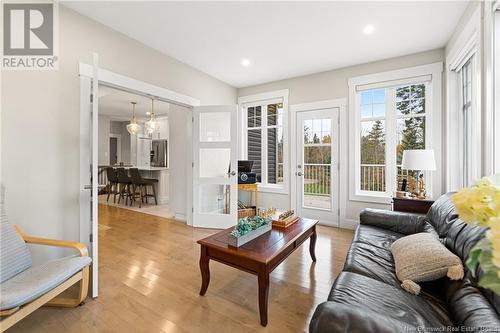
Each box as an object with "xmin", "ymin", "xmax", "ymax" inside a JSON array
[{"xmin": 452, "ymin": 178, "xmax": 500, "ymax": 227}]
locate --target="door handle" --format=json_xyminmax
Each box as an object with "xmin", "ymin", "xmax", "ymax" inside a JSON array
[
  {"xmin": 84, "ymin": 184, "xmax": 106, "ymax": 190},
  {"xmin": 297, "ymin": 171, "xmax": 303, "ymax": 176},
  {"xmin": 228, "ymin": 171, "xmax": 237, "ymax": 176}
]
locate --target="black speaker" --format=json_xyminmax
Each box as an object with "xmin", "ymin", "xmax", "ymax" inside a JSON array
[{"xmin": 238, "ymin": 172, "xmax": 257, "ymax": 184}]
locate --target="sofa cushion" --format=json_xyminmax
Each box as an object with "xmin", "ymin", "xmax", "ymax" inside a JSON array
[
  {"xmin": 444, "ymin": 217, "xmax": 487, "ymax": 262},
  {"xmin": 0, "ymin": 256, "xmax": 91, "ymax": 310},
  {"xmin": 391, "ymin": 233, "xmax": 464, "ymax": 295},
  {"xmin": 310, "ymin": 301, "xmax": 411, "ymax": 333},
  {"xmin": 444, "ymin": 273, "xmax": 500, "ymax": 329},
  {"xmin": 327, "ymin": 272, "xmax": 453, "ymax": 329},
  {"xmin": 425, "ymin": 193, "xmax": 458, "ymax": 238},
  {"xmin": 0, "ymin": 195, "xmax": 32, "ymax": 284},
  {"xmin": 342, "ymin": 225, "xmax": 401, "ymax": 286}
]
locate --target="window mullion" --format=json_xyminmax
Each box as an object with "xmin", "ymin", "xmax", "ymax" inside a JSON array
[
  {"xmin": 261, "ymin": 104, "xmax": 268, "ymax": 186},
  {"xmin": 385, "ymin": 88, "xmax": 397, "ymax": 195}
]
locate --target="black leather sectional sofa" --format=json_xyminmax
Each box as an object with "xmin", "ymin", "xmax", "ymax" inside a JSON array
[{"xmin": 310, "ymin": 193, "xmax": 500, "ymax": 332}]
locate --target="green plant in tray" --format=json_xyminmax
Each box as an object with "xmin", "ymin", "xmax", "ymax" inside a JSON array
[{"xmin": 230, "ymin": 216, "xmax": 271, "ymax": 238}]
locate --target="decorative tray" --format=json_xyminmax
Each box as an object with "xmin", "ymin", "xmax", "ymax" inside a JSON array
[{"xmin": 271, "ymin": 210, "xmax": 299, "ymax": 229}]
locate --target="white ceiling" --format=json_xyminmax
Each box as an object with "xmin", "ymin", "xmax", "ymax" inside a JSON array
[
  {"xmin": 99, "ymin": 85, "xmax": 170, "ymax": 120},
  {"xmin": 64, "ymin": 1, "xmax": 468, "ymax": 88}
]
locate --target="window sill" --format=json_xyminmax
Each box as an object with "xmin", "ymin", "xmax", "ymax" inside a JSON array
[
  {"xmin": 257, "ymin": 184, "xmax": 288, "ymax": 195},
  {"xmin": 349, "ymin": 191, "xmax": 392, "ymax": 204}
]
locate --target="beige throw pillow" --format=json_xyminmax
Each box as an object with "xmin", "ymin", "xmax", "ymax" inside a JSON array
[{"xmin": 391, "ymin": 232, "xmax": 464, "ymax": 295}]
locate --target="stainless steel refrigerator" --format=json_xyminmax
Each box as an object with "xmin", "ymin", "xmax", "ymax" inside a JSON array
[{"xmin": 151, "ymin": 139, "xmax": 168, "ymax": 167}]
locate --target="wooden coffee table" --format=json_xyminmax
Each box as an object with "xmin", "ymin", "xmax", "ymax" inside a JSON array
[{"xmin": 197, "ymin": 218, "xmax": 318, "ymax": 326}]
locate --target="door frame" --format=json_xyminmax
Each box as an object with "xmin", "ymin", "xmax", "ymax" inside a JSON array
[
  {"xmin": 79, "ymin": 62, "xmax": 200, "ymax": 297},
  {"xmin": 290, "ymin": 98, "xmax": 347, "ymax": 227},
  {"xmin": 108, "ymin": 134, "xmax": 122, "ymax": 165}
]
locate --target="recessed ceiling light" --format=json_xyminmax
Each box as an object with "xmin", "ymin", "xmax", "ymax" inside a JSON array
[
  {"xmin": 241, "ymin": 59, "xmax": 251, "ymax": 67},
  {"xmin": 363, "ymin": 25, "xmax": 375, "ymax": 35}
]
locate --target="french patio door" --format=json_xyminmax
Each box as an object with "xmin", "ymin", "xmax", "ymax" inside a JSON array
[
  {"xmin": 193, "ymin": 105, "xmax": 238, "ymax": 229},
  {"xmin": 296, "ymin": 108, "xmax": 339, "ymax": 226}
]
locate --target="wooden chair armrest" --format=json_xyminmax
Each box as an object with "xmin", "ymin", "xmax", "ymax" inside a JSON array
[{"xmin": 14, "ymin": 226, "xmax": 89, "ymax": 257}]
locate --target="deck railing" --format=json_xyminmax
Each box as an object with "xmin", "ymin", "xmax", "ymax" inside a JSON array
[
  {"xmin": 360, "ymin": 164, "xmax": 385, "ymax": 192},
  {"xmin": 303, "ymin": 164, "xmax": 331, "ymax": 196},
  {"xmin": 360, "ymin": 164, "xmax": 415, "ymax": 192}
]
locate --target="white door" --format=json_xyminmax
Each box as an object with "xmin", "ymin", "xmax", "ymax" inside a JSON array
[
  {"xmin": 79, "ymin": 54, "xmax": 99, "ymax": 298},
  {"xmin": 296, "ymin": 108, "xmax": 339, "ymax": 226},
  {"xmin": 193, "ymin": 105, "xmax": 238, "ymax": 229}
]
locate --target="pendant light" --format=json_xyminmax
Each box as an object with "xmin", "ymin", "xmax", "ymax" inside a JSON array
[
  {"xmin": 126, "ymin": 102, "xmax": 141, "ymax": 135},
  {"xmin": 145, "ymin": 98, "xmax": 160, "ymax": 135}
]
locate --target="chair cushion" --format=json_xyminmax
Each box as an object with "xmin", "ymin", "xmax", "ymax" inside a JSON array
[
  {"xmin": 0, "ymin": 190, "xmax": 32, "ymax": 284},
  {"xmin": 0, "ymin": 256, "xmax": 91, "ymax": 310}
]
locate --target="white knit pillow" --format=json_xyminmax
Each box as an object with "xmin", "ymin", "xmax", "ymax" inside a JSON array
[{"xmin": 391, "ymin": 232, "xmax": 464, "ymax": 295}]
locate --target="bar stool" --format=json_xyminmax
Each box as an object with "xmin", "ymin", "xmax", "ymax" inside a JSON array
[
  {"xmin": 105, "ymin": 167, "xmax": 119, "ymax": 203},
  {"xmin": 129, "ymin": 168, "xmax": 158, "ymax": 208},
  {"xmin": 115, "ymin": 168, "xmax": 133, "ymax": 206}
]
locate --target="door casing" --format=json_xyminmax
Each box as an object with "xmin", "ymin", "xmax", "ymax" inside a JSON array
[{"xmin": 79, "ymin": 61, "xmax": 201, "ymax": 297}]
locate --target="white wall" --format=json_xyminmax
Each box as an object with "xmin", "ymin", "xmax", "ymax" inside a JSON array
[
  {"xmin": 98, "ymin": 115, "xmax": 111, "ymax": 165},
  {"xmin": 1, "ymin": 5, "xmax": 236, "ymax": 259},
  {"xmin": 168, "ymin": 104, "xmax": 192, "ymax": 219},
  {"xmin": 238, "ymin": 49, "xmax": 445, "ymax": 221}
]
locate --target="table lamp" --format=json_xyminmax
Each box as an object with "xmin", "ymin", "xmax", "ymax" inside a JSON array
[{"xmin": 401, "ymin": 149, "xmax": 436, "ymax": 199}]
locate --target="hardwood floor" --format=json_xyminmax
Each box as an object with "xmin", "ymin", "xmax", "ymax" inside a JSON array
[{"xmin": 7, "ymin": 205, "xmax": 354, "ymax": 333}]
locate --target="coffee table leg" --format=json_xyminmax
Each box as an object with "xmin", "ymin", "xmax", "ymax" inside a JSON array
[
  {"xmin": 199, "ymin": 246, "xmax": 210, "ymax": 296},
  {"xmin": 258, "ymin": 271, "xmax": 269, "ymax": 326},
  {"xmin": 309, "ymin": 225, "xmax": 317, "ymax": 262}
]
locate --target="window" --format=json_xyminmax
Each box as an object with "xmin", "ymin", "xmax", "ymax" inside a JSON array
[
  {"xmin": 358, "ymin": 84, "xmax": 427, "ymax": 196},
  {"xmin": 460, "ymin": 58, "xmax": 474, "ymax": 186},
  {"xmin": 239, "ymin": 90, "xmax": 289, "ymax": 193},
  {"xmin": 395, "ymin": 84, "xmax": 426, "ymax": 189},
  {"xmin": 349, "ymin": 63, "xmax": 442, "ymax": 203},
  {"xmin": 359, "ymin": 89, "xmax": 386, "ymax": 192},
  {"xmin": 246, "ymin": 103, "xmax": 284, "ymax": 184}
]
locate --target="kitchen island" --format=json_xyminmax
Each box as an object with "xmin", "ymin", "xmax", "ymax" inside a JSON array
[
  {"xmin": 99, "ymin": 166, "xmax": 170, "ymax": 205},
  {"xmin": 136, "ymin": 166, "xmax": 169, "ymax": 204}
]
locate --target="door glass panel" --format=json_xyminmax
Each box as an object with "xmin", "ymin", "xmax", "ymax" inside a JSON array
[
  {"xmin": 302, "ymin": 118, "xmax": 332, "ymax": 210},
  {"xmin": 199, "ymin": 148, "xmax": 230, "ymax": 178},
  {"xmin": 199, "ymin": 184, "xmax": 230, "ymax": 214},
  {"xmin": 200, "ymin": 112, "xmax": 231, "ymax": 142}
]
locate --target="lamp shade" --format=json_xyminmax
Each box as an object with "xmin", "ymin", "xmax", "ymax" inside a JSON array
[{"xmin": 401, "ymin": 149, "xmax": 436, "ymax": 171}]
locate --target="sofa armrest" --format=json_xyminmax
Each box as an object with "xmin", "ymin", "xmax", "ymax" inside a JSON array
[
  {"xmin": 310, "ymin": 302, "xmax": 411, "ymax": 333},
  {"xmin": 14, "ymin": 226, "xmax": 89, "ymax": 257},
  {"xmin": 360, "ymin": 208, "xmax": 428, "ymax": 235}
]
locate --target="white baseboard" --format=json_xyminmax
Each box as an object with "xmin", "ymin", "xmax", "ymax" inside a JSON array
[
  {"xmin": 174, "ymin": 213, "xmax": 187, "ymax": 221},
  {"xmin": 317, "ymin": 220, "xmax": 337, "ymax": 227},
  {"xmin": 158, "ymin": 196, "xmax": 169, "ymax": 205},
  {"xmin": 339, "ymin": 219, "xmax": 359, "ymax": 230}
]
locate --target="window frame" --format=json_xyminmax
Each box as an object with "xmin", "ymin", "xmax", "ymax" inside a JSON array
[
  {"xmin": 494, "ymin": 4, "xmax": 500, "ymax": 173},
  {"xmin": 445, "ymin": 4, "xmax": 482, "ymax": 190},
  {"xmin": 459, "ymin": 57, "xmax": 476, "ymax": 187},
  {"xmin": 238, "ymin": 89, "xmax": 289, "ymax": 194},
  {"xmin": 348, "ymin": 63, "xmax": 443, "ymax": 204}
]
